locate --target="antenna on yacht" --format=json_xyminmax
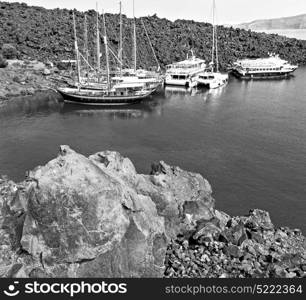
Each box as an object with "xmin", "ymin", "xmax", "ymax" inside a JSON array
[{"xmin": 73, "ymin": 11, "xmax": 81, "ymax": 89}]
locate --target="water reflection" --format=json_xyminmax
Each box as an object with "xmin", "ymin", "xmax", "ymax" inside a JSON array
[
  {"xmin": 60, "ymin": 99, "xmax": 164, "ymax": 120},
  {"xmin": 0, "ymin": 92, "xmax": 63, "ymax": 119},
  {"xmin": 0, "ymin": 84, "xmax": 229, "ymax": 122},
  {"xmin": 201, "ymin": 85, "xmax": 227, "ymax": 102},
  {"xmin": 164, "ymin": 86, "xmax": 209, "ymax": 98},
  {"xmin": 0, "ymin": 92, "xmax": 167, "ymax": 121},
  {"xmin": 0, "ymin": 75, "xmax": 297, "ymax": 121}
]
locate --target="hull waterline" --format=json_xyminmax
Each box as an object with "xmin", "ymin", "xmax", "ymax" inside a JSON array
[
  {"xmin": 57, "ymin": 88, "xmax": 155, "ymax": 106},
  {"xmin": 231, "ymin": 69, "xmax": 296, "ymax": 79}
]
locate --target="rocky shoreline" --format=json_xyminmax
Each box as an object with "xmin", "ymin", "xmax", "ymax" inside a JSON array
[
  {"xmin": 0, "ymin": 59, "xmax": 69, "ymax": 102},
  {"xmin": 164, "ymin": 210, "xmax": 306, "ymax": 278},
  {"xmin": 0, "ymin": 146, "xmax": 305, "ymax": 278}
]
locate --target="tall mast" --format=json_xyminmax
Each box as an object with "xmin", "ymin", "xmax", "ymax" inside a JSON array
[
  {"xmin": 83, "ymin": 14, "xmax": 89, "ymax": 79},
  {"xmin": 96, "ymin": 3, "xmax": 100, "ymax": 75},
  {"xmin": 102, "ymin": 10, "xmax": 110, "ymax": 91},
  {"xmin": 133, "ymin": 0, "xmax": 137, "ymax": 72},
  {"xmin": 214, "ymin": 0, "xmax": 219, "ymax": 73},
  {"xmin": 73, "ymin": 12, "xmax": 81, "ymax": 88},
  {"xmin": 215, "ymin": 23, "xmax": 219, "ymax": 72},
  {"xmin": 119, "ymin": 1, "xmax": 123, "ymax": 77},
  {"xmin": 211, "ymin": 0, "xmax": 215, "ymax": 73}
]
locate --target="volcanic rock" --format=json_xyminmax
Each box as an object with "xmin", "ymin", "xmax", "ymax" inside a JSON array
[
  {"xmin": 0, "ymin": 146, "xmax": 215, "ymax": 278},
  {"xmin": 1, "ymin": 147, "xmax": 305, "ymax": 278}
]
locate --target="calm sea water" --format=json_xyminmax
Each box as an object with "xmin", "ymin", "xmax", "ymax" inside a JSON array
[
  {"xmin": 0, "ymin": 70, "xmax": 306, "ymax": 232},
  {"xmin": 256, "ymin": 29, "xmax": 306, "ymax": 40}
]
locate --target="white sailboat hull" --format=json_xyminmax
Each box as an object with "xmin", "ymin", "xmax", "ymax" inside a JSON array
[{"xmin": 197, "ymin": 72, "xmax": 229, "ymax": 89}]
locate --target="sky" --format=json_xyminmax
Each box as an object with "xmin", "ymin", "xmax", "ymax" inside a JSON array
[{"xmin": 6, "ymin": 0, "xmax": 306, "ymax": 24}]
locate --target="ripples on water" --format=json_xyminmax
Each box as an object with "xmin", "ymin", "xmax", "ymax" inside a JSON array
[{"xmin": 0, "ymin": 72, "xmax": 305, "ymax": 232}]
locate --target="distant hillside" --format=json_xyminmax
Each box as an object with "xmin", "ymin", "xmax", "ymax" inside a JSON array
[
  {"xmin": 1, "ymin": 1, "xmax": 306, "ymax": 70},
  {"xmin": 235, "ymin": 14, "xmax": 306, "ymax": 31}
]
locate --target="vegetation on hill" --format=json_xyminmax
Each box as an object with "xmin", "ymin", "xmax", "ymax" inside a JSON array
[
  {"xmin": 1, "ymin": 1, "xmax": 306, "ymax": 71},
  {"xmin": 0, "ymin": 54, "xmax": 7, "ymax": 68},
  {"xmin": 1, "ymin": 43, "xmax": 17, "ymax": 59}
]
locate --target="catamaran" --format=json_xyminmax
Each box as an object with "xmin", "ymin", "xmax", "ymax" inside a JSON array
[
  {"xmin": 165, "ymin": 50, "xmax": 206, "ymax": 88},
  {"xmin": 197, "ymin": 0, "xmax": 228, "ymax": 89},
  {"xmin": 57, "ymin": 6, "xmax": 157, "ymax": 105}
]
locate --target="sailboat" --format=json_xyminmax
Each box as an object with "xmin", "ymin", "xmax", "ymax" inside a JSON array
[
  {"xmin": 197, "ymin": 0, "xmax": 228, "ymax": 89},
  {"xmin": 111, "ymin": 0, "xmax": 163, "ymax": 90},
  {"xmin": 64, "ymin": 6, "xmax": 107, "ymax": 90},
  {"xmin": 57, "ymin": 8, "xmax": 157, "ymax": 106}
]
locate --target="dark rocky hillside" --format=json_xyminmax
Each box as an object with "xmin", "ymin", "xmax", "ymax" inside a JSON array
[{"xmin": 1, "ymin": 1, "xmax": 306, "ymax": 71}]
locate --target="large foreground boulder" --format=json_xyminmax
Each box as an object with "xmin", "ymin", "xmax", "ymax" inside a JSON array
[
  {"xmin": 1, "ymin": 146, "xmax": 305, "ymax": 278},
  {"xmin": 0, "ymin": 146, "xmax": 215, "ymax": 277}
]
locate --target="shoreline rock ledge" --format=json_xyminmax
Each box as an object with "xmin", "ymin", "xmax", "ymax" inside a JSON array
[{"xmin": 0, "ymin": 146, "xmax": 305, "ymax": 278}]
